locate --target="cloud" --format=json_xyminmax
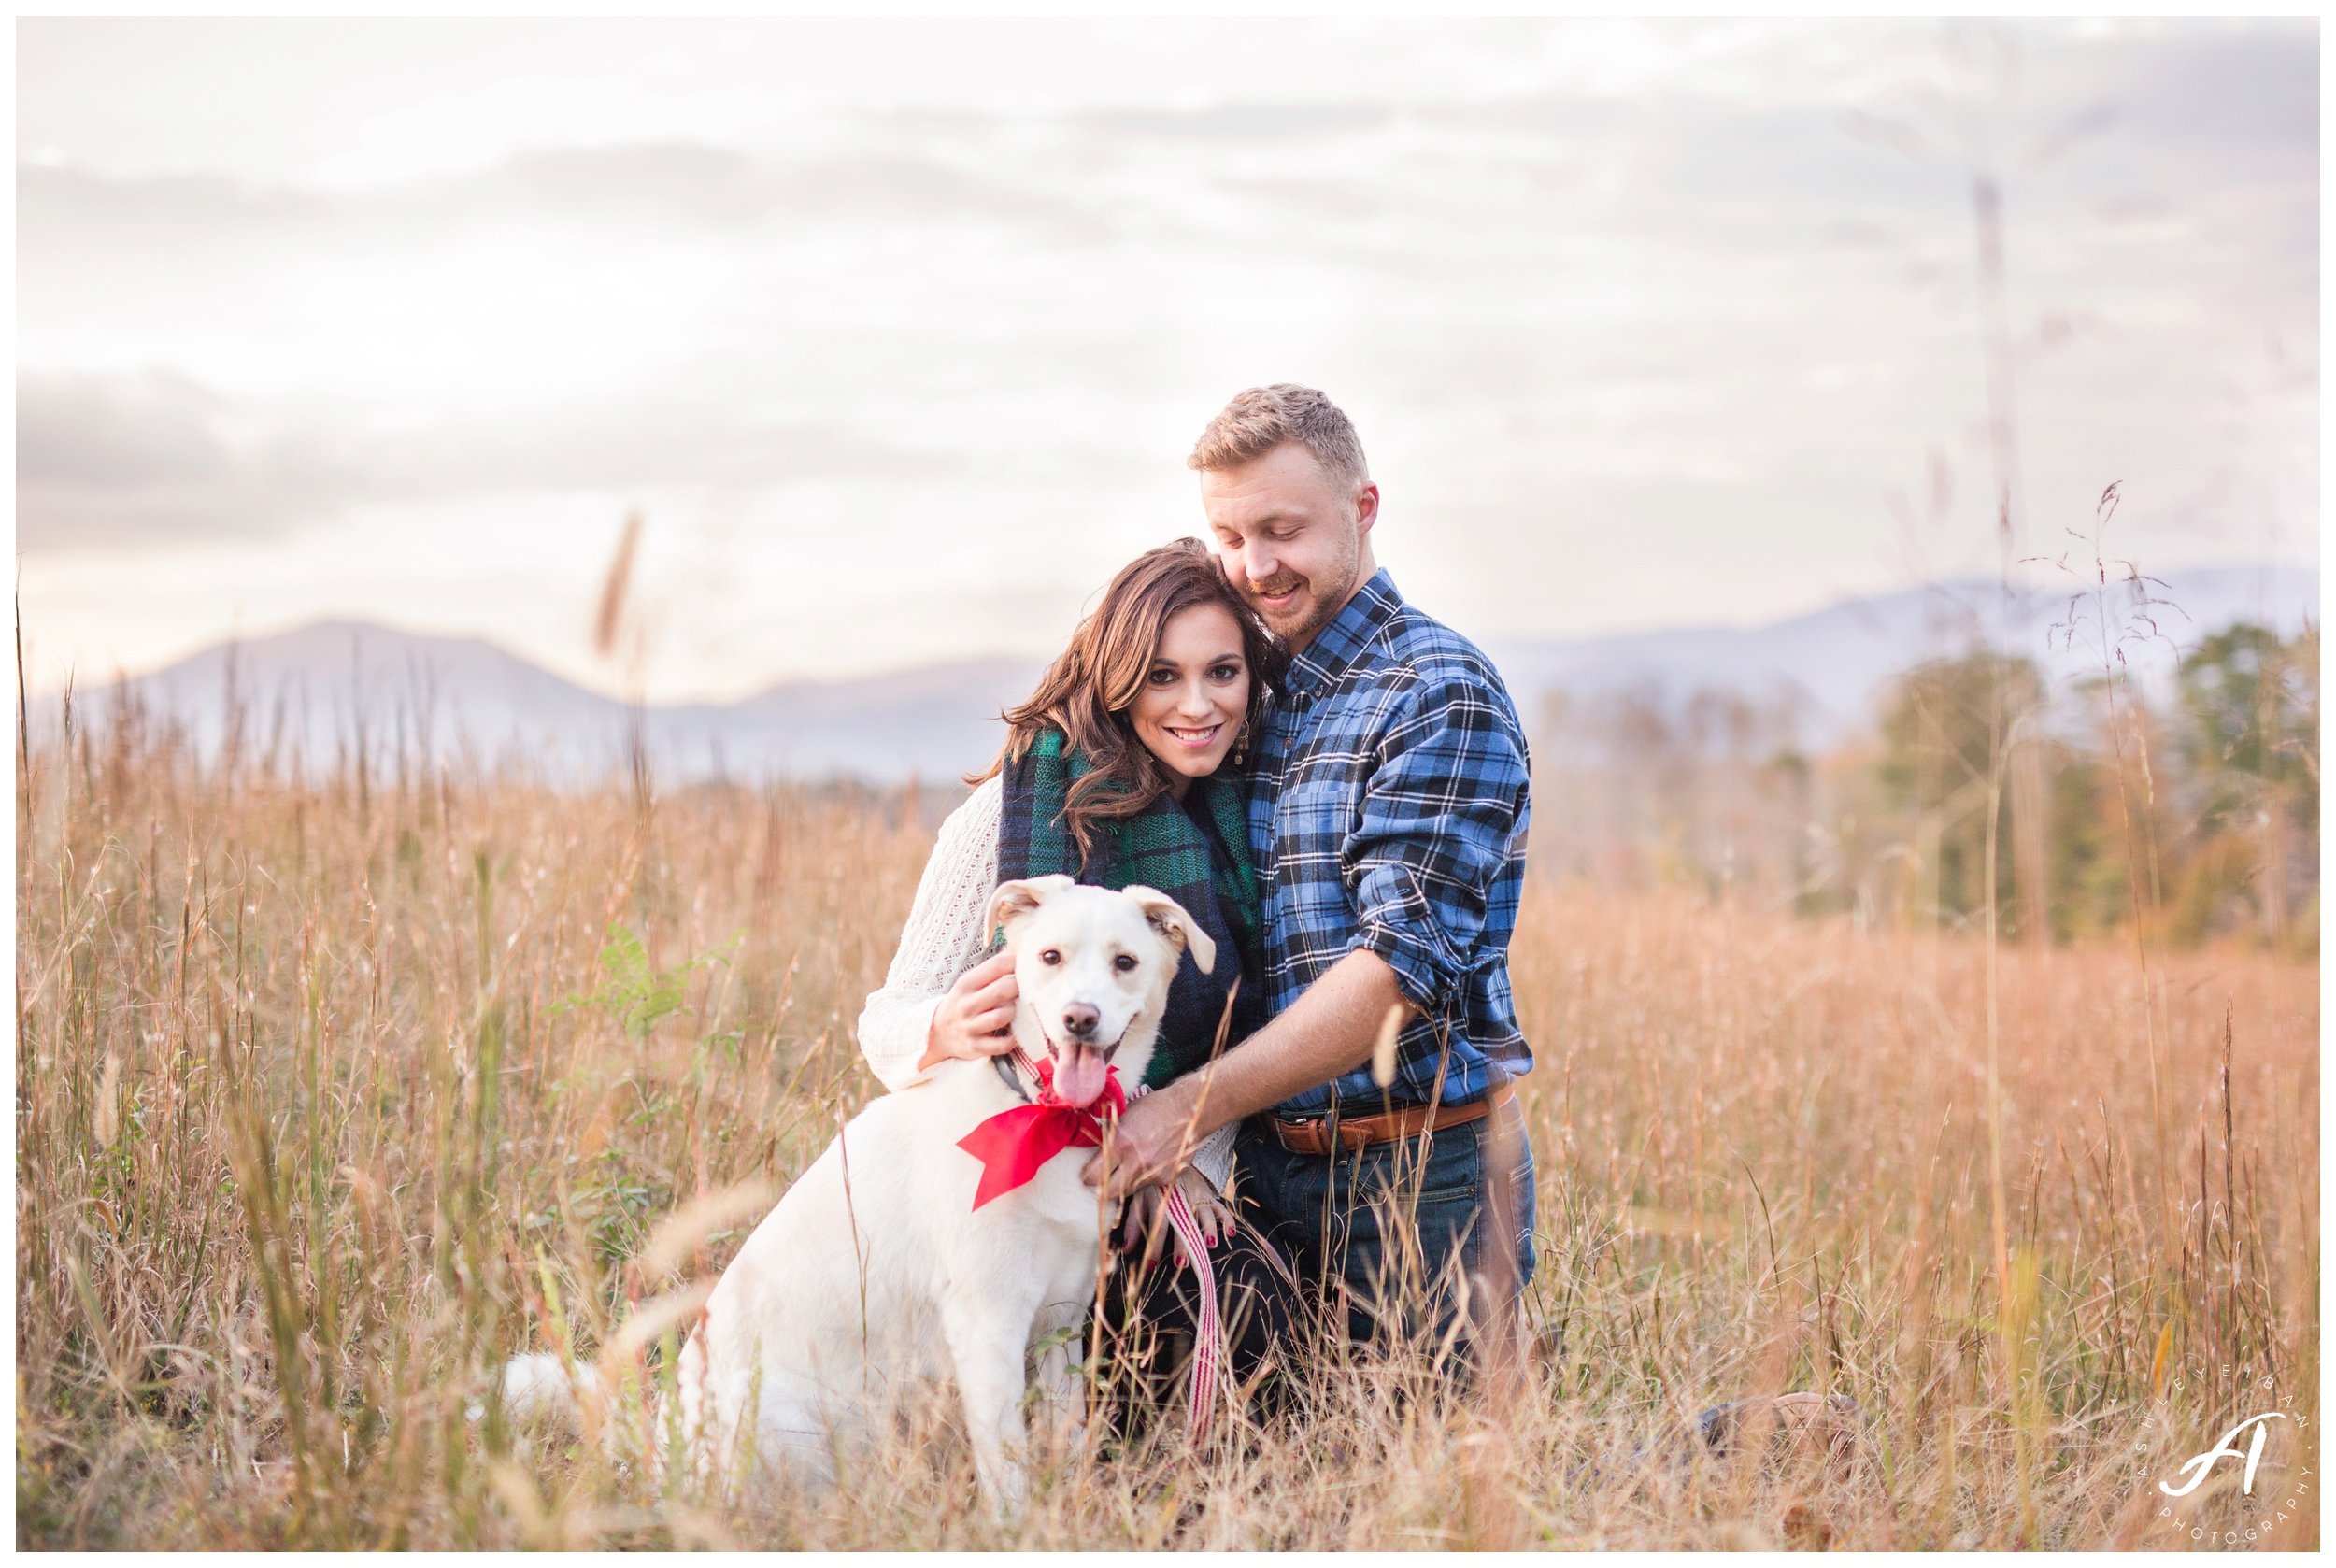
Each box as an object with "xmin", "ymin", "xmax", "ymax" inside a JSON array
[
  {"xmin": 15, "ymin": 364, "xmax": 974, "ymax": 552},
  {"xmin": 21, "ymin": 138, "xmax": 1109, "ymax": 258},
  {"xmin": 15, "ymin": 15, "xmax": 2316, "ymax": 691},
  {"xmin": 24, "ymin": 23, "xmax": 2309, "ymax": 317},
  {"xmin": 1068, "ymin": 102, "xmax": 1399, "ymax": 142},
  {"xmin": 2107, "ymin": 21, "xmax": 2316, "ymax": 153},
  {"xmin": 418, "ymin": 141, "xmax": 1115, "ymax": 245},
  {"xmin": 20, "ymin": 367, "xmax": 231, "ymax": 488},
  {"xmin": 17, "ymin": 368, "xmax": 346, "ymax": 548}
]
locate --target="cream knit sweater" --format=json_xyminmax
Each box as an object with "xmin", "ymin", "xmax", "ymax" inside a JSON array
[{"xmin": 852, "ymin": 775, "xmax": 1239, "ymax": 1193}]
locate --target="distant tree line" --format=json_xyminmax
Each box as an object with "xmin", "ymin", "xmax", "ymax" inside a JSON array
[{"xmin": 1527, "ymin": 622, "xmax": 2318, "ymax": 953}]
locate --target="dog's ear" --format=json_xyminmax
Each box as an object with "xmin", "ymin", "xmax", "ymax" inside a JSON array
[
  {"xmin": 1121, "ymin": 886, "xmax": 1216, "ymax": 976},
  {"xmin": 990, "ymin": 875, "xmax": 1075, "ymax": 934}
]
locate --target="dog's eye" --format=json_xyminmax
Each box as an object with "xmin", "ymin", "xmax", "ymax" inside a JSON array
[
  {"xmin": 1039, "ymin": 949, "xmax": 1061, "ymax": 966},
  {"xmin": 1113, "ymin": 953, "xmax": 1138, "ymax": 973}
]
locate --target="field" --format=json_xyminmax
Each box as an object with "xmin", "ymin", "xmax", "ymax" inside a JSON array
[{"xmin": 15, "ymin": 711, "xmax": 2319, "ymax": 1550}]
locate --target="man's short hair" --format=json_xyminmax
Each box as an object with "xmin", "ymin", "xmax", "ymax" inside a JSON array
[{"xmin": 1187, "ymin": 383, "xmax": 1370, "ymax": 492}]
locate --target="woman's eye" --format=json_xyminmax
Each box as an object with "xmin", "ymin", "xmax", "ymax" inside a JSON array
[
  {"xmin": 1113, "ymin": 954, "xmax": 1138, "ymax": 973},
  {"xmin": 1147, "ymin": 669, "xmax": 1175, "ymax": 685},
  {"xmin": 1210, "ymin": 664, "xmax": 1241, "ymax": 681},
  {"xmin": 1040, "ymin": 949, "xmax": 1061, "ymax": 966}
]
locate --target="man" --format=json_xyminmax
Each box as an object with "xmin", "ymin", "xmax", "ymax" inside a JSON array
[{"xmin": 1086, "ymin": 383, "xmax": 1536, "ymax": 1363}]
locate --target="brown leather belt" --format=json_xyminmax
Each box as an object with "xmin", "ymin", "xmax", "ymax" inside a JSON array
[{"xmin": 1270, "ymin": 1080, "xmax": 1514, "ymax": 1157}]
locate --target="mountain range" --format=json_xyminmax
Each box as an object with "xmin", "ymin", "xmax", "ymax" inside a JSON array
[{"xmin": 37, "ymin": 561, "xmax": 2315, "ymax": 785}]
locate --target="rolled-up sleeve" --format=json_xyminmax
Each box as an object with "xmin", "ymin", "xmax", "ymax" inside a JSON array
[{"xmin": 1344, "ymin": 673, "xmax": 1528, "ymax": 1014}]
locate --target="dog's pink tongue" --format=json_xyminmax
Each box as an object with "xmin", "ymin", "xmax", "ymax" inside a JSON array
[{"xmin": 1051, "ymin": 1044, "xmax": 1110, "ymax": 1109}]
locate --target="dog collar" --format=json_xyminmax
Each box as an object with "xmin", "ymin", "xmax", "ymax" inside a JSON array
[{"xmin": 994, "ymin": 1038, "xmax": 1118, "ymax": 1105}]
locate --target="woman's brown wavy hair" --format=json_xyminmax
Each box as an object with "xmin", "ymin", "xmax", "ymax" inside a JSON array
[{"xmin": 970, "ymin": 538, "xmax": 1284, "ymax": 861}]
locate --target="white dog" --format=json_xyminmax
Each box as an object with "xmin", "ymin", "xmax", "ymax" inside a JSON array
[{"xmin": 500, "ymin": 874, "xmax": 1213, "ymax": 1512}]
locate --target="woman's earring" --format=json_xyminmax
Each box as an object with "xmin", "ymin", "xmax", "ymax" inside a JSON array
[{"xmin": 1232, "ymin": 721, "xmax": 1250, "ymax": 768}]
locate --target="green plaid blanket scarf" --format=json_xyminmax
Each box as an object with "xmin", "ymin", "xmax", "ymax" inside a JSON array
[{"xmin": 996, "ymin": 729, "xmax": 1266, "ymax": 1090}]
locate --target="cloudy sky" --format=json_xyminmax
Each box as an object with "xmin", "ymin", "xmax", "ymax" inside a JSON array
[{"xmin": 18, "ymin": 18, "xmax": 2318, "ymax": 700}]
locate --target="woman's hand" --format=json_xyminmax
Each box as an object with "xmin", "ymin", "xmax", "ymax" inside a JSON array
[
  {"xmin": 918, "ymin": 949, "xmax": 1019, "ymax": 1071},
  {"xmin": 1118, "ymin": 1168, "xmax": 1236, "ymax": 1268}
]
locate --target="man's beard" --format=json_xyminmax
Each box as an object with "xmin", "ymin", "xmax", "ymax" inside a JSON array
[{"xmin": 1254, "ymin": 535, "xmax": 1361, "ymax": 649}]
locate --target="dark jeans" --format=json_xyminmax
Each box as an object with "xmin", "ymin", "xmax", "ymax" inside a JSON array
[
  {"xmin": 1090, "ymin": 1209, "xmax": 1304, "ymax": 1438},
  {"xmin": 1232, "ymin": 1096, "xmax": 1537, "ymax": 1368}
]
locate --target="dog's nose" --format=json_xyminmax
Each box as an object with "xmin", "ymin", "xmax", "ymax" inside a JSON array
[{"xmin": 1060, "ymin": 1002, "xmax": 1100, "ymax": 1041}]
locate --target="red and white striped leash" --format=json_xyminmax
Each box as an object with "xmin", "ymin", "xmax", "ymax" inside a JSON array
[
  {"xmin": 1010, "ymin": 1046, "xmax": 1222, "ymax": 1438},
  {"xmin": 1153, "ymin": 1162, "xmax": 1222, "ymax": 1436}
]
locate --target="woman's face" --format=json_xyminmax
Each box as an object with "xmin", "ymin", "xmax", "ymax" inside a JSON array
[{"xmin": 1128, "ymin": 602, "xmax": 1251, "ymax": 794}]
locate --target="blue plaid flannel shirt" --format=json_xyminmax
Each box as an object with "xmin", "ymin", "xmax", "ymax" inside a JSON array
[{"xmin": 1246, "ymin": 568, "xmax": 1532, "ymax": 1117}]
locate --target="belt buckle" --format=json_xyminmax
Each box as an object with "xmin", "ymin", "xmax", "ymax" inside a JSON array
[{"xmin": 1274, "ymin": 1107, "xmax": 1351, "ymax": 1159}]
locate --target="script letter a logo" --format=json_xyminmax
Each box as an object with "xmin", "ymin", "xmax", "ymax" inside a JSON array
[{"xmin": 2160, "ymin": 1413, "xmax": 2288, "ymax": 1499}]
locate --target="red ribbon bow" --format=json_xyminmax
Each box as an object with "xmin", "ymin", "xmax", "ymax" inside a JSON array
[{"xmin": 958, "ymin": 1055, "xmax": 1125, "ymax": 1210}]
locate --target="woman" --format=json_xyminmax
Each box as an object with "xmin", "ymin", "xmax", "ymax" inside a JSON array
[{"xmin": 856, "ymin": 538, "xmax": 1296, "ymax": 1430}]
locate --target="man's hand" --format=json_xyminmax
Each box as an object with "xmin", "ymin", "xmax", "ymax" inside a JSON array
[
  {"xmin": 1082, "ymin": 949, "xmax": 1415, "ymax": 1194},
  {"xmin": 1082, "ymin": 1076, "xmax": 1204, "ymax": 1199}
]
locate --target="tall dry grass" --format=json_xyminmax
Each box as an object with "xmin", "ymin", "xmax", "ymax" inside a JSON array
[{"xmin": 16, "ymin": 698, "xmax": 2317, "ymax": 1548}]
